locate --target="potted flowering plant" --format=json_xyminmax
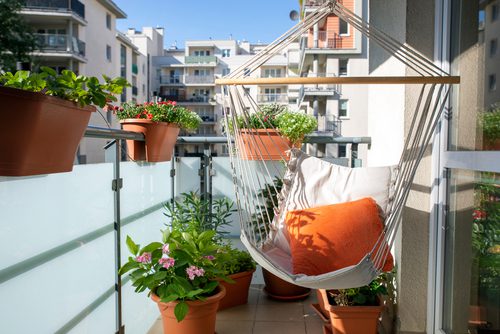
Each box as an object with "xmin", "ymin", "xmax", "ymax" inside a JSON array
[
  {"xmin": 0, "ymin": 67, "xmax": 128, "ymax": 176},
  {"xmin": 229, "ymin": 103, "xmax": 317, "ymax": 160},
  {"xmin": 119, "ymin": 228, "xmax": 227, "ymax": 334},
  {"xmin": 164, "ymin": 191, "xmax": 257, "ymax": 310},
  {"xmin": 112, "ymin": 101, "xmax": 202, "ymax": 162}
]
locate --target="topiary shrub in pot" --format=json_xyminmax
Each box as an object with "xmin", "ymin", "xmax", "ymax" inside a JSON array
[{"xmin": 0, "ymin": 67, "xmax": 128, "ymax": 176}]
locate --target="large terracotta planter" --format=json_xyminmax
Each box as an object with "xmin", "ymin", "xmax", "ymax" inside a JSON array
[
  {"xmin": 238, "ymin": 129, "xmax": 294, "ymax": 161},
  {"xmin": 316, "ymin": 289, "xmax": 383, "ymax": 334},
  {"xmin": 151, "ymin": 284, "xmax": 226, "ymax": 334},
  {"xmin": 218, "ymin": 269, "xmax": 255, "ymax": 310},
  {"xmin": 121, "ymin": 119, "xmax": 180, "ymax": 162},
  {"xmin": 0, "ymin": 86, "xmax": 95, "ymax": 176},
  {"xmin": 262, "ymin": 268, "xmax": 311, "ymax": 300}
]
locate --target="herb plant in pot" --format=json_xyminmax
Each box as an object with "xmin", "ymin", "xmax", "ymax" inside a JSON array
[
  {"xmin": 232, "ymin": 104, "xmax": 317, "ymax": 160},
  {"xmin": 315, "ymin": 274, "xmax": 389, "ymax": 334},
  {"xmin": 119, "ymin": 229, "xmax": 227, "ymax": 334},
  {"xmin": 0, "ymin": 68, "xmax": 128, "ymax": 176},
  {"xmin": 216, "ymin": 246, "xmax": 256, "ymax": 310},
  {"xmin": 164, "ymin": 191, "xmax": 257, "ymax": 310},
  {"xmin": 113, "ymin": 101, "xmax": 202, "ymax": 162}
]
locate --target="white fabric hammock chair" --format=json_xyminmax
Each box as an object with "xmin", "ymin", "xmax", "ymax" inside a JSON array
[{"xmin": 218, "ymin": 0, "xmax": 457, "ymax": 289}]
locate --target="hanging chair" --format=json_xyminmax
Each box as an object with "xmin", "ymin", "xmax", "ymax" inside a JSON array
[{"xmin": 215, "ymin": 0, "xmax": 459, "ymax": 289}]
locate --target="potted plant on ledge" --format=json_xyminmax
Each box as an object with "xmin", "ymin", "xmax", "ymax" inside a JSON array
[
  {"xmin": 119, "ymin": 229, "xmax": 227, "ymax": 334},
  {"xmin": 230, "ymin": 104, "xmax": 317, "ymax": 160},
  {"xmin": 479, "ymin": 104, "xmax": 500, "ymax": 151},
  {"xmin": 112, "ymin": 101, "xmax": 202, "ymax": 162},
  {"xmin": 0, "ymin": 68, "xmax": 128, "ymax": 176}
]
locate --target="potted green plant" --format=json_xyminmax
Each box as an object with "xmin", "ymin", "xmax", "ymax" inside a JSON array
[
  {"xmin": 216, "ymin": 245, "xmax": 257, "ymax": 310},
  {"xmin": 253, "ymin": 177, "xmax": 312, "ymax": 300},
  {"xmin": 229, "ymin": 103, "xmax": 317, "ymax": 160},
  {"xmin": 314, "ymin": 274, "xmax": 389, "ymax": 334},
  {"xmin": 119, "ymin": 229, "xmax": 227, "ymax": 334},
  {"xmin": 0, "ymin": 67, "xmax": 128, "ymax": 176},
  {"xmin": 112, "ymin": 101, "xmax": 202, "ymax": 162},
  {"xmin": 164, "ymin": 191, "xmax": 257, "ymax": 310},
  {"xmin": 479, "ymin": 104, "xmax": 500, "ymax": 151}
]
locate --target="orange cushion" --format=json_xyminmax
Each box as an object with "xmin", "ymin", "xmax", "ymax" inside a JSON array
[{"xmin": 285, "ymin": 197, "xmax": 394, "ymax": 276}]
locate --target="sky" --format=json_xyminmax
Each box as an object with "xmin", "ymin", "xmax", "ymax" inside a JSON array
[{"xmin": 114, "ymin": 0, "xmax": 300, "ymax": 49}]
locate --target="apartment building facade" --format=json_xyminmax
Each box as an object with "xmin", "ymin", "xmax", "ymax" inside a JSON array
[
  {"xmin": 299, "ymin": 0, "xmax": 370, "ymax": 164},
  {"xmin": 19, "ymin": 0, "xmax": 160, "ymax": 163}
]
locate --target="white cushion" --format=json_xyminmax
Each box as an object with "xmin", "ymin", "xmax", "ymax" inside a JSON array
[{"xmin": 271, "ymin": 149, "xmax": 397, "ymax": 254}]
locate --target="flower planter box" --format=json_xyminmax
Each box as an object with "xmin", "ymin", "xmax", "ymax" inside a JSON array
[
  {"xmin": 237, "ymin": 129, "xmax": 294, "ymax": 161},
  {"xmin": 152, "ymin": 285, "xmax": 226, "ymax": 334},
  {"xmin": 218, "ymin": 269, "xmax": 255, "ymax": 310},
  {"xmin": 316, "ymin": 289, "xmax": 383, "ymax": 334},
  {"xmin": 120, "ymin": 119, "xmax": 180, "ymax": 162},
  {"xmin": 0, "ymin": 86, "xmax": 95, "ymax": 176}
]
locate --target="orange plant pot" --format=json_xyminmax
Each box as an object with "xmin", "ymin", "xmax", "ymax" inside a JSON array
[
  {"xmin": 121, "ymin": 119, "xmax": 180, "ymax": 162},
  {"xmin": 262, "ymin": 268, "xmax": 311, "ymax": 300},
  {"xmin": 0, "ymin": 86, "xmax": 95, "ymax": 176},
  {"xmin": 218, "ymin": 269, "xmax": 255, "ymax": 310},
  {"xmin": 237, "ymin": 129, "xmax": 294, "ymax": 161},
  {"xmin": 151, "ymin": 285, "xmax": 226, "ymax": 334},
  {"xmin": 316, "ymin": 289, "xmax": 383, "ymax": 334}
]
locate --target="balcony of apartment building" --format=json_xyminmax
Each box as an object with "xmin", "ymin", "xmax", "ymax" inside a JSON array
[
  {"xmin": 21, "ymin": 0, "xmax": 87, "ymax": 25},
  {"xmin": 184, "ymin": 75, "xmax": 215, "ymax": 86},
  {"xmin": 159, "ymin": 93, "xmax": 216, "ymax": 106},
  {"xmin": 297, "ymin": 73, "xmax": 342, "ymax": 105},
  {"xmin": 33, "ymin": 32, "xmax": 86, "ymax": 62},
  {"xmin": 184, "ymin": 55, "xmax": 218, "ymax": 67},
  {"xmin": 159, "ymin": 74, "xmax": 184, "ymax": 86},
  {"xmin": 314, "ymin": 114, "xmax": 342, "ymax": 136},
  {"xmin": 256, "ymin": 93, "xmax": 289, "ymax": 104}
]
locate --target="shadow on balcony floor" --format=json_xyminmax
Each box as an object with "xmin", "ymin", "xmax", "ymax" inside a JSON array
[{"xmin": 147, "ymin": 284, "xmax": 324, "ymax": 334}]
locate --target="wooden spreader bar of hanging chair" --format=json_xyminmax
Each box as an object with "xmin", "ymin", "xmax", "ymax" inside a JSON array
[{"xmin": 215, "ymin": 75, "xmax": 460, "ymax": 86}]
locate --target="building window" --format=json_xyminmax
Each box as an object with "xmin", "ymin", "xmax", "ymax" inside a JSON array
[
  {"xmin": 222, "ymin": 68, "xmax": 230, "ymax": 76},
  {"xmin": 338, "ymin": 144, "xmax": 347, "ymax": 158},
  {"xmin": 490, "ymin": 39, "xmax": 498, "ymax": 57},
  {"xmin": 106, "ymin": 45, "xmax": 112, "ymax": 62},
  {"xmin": 222, "ymin": 49, "xmax": 231, "ymax": 57},
  {"xmin": 120, "ymin": 45, "xmax": 126, "ymax": 78},
  {"xmin": 339, "ymin": 99, "xmax": 348, "ymax": 118},
  {"xmin": 106, "ymin": 13, "xmax": 111, "ymax": 29},
  {"xmin": 339, "ymin": 59, "xmax": 348, "ymax": 76},
  {"xmin": 339, "ymin": 19, "xmax": 349, "ymax": 35},
  {"xmin": 489, "ymin": 74, "xmax": 497, "ymax": 91},
  {"xmin": 263, "ymin": 68, "xmax": 282, "ymax": 78},
  {"xmin": 194, "ymin": 50, "xmax": 210, "ymax": 56},
  {"xmin": 492, "ymin": 4, "xmax": 498, "ymax": 21},
  {"xmin": 194, "ymin": 69, "xmax": 210, "ymax": 76}
]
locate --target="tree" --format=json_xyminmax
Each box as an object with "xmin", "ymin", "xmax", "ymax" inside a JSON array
[{"xmin": 0, "ymin": 0, "xmax": 36, "ymax": 72}]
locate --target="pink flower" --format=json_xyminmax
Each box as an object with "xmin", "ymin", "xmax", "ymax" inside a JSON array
[
  {"xmin": 204, "ymin": 255, "xmax": 215, "ymax": 261},
  {"xmin": 136, "ymin": 252, "xmax": 152, "ymax": 263},
  {"xmin": 186, "ymin": 265, "xmax": 205, "ymax": 280},
  {"xmin": 158, "ymin": 257, "xmax": 175, "ymax": 269},
  {"xmin": 162, "ymin": 244, "xmax": 170, "ymax": 254}
]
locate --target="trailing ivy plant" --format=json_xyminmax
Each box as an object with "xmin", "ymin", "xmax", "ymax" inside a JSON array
[{"xmin": 0, "ymin": 67, "xmax": 129, "ymax": 107}]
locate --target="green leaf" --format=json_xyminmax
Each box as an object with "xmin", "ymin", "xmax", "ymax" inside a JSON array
[
  {"xmin": 162, "ymin": 229, "xmax": 171, "ymax": 243},
  {"xmin": 139, "ymin": 242, "xmax": 163, "ymax": 254},
  {"xmin": 118, "ymin": 261, "xmax": 140, "ymax": 275},
  {"xmin": 174, "ymin": 302, "xmax": 189, "ymax": 322},
  {"xmin": 160, "ymin": 294, "xmax": 180, "ymax": 303},
  {"xmin": 126, "ymin": 236, "xmax": 139, "ymax": 255}
]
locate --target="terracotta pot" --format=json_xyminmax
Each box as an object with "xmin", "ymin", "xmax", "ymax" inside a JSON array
[
  {"xmin": 316, "ymin": 289, "xmax": 383, "ymax": 334},
  {"xmin": 0, "ymin": 86, "xmax": 95, "ymax": 176},
  {"xmin": 218, "ymin": 269, "xmax": 255, "ymax": 310},
  {"xmin": 315, "ymin": 289, "xmax": 331, "ymax": 320},
  {"xmin": 151, "ymin": 284, "xmax": 226, "ymax": 334},
  {"xmin": 121, "ymin": 119, "xmax": 180, "ymax": 162},
  {"xmin": 262, "ymin": 268, "xmax": 311, "ymax": 300},
  {"xmin": 237, "ymin": 129, "xmax": 295, "ymax": 160}
]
